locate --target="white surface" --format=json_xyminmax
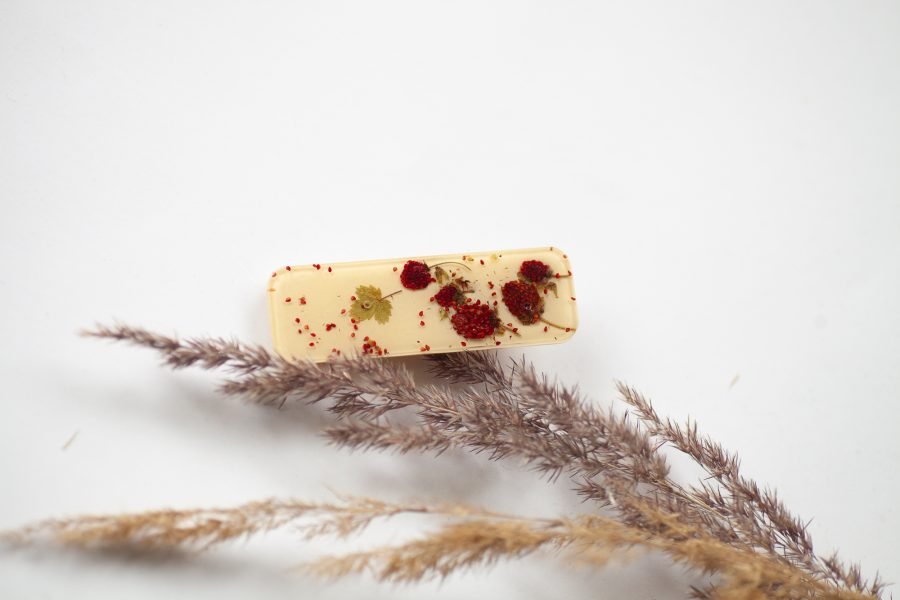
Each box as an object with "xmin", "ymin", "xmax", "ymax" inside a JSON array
[{"xmin": 1, "ymin": 1, "xmax": 898, "ymax": 598}]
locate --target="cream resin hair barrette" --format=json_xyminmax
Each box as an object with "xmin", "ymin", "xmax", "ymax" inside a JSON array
[{"xmin": 268, "ymin": 247, "xmax": 577, "ymax": 361}]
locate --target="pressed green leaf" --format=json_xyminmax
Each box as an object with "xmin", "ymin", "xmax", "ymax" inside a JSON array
[
  {"xmin": 373, "ymin": 301, "xmax": 392, "ymax": 324},
  {"xmin": 350, "ymin": 285, "xmax": 394, "ymax": 324}
]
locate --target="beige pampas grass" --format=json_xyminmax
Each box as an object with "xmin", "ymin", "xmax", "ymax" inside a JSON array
[{"xmin": 1, "ymin": 324, "xmax": 886, "ymax": 599}]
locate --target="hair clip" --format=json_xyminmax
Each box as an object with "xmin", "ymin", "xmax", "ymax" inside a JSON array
[{"xmin": 268, "ymin": 247, "xmax": 577, "ymax": 361}]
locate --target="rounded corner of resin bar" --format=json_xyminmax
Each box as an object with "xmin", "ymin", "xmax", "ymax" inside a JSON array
[{"xmin": 546, "ymin": 245, "xmax": 569, "ymax": 258}]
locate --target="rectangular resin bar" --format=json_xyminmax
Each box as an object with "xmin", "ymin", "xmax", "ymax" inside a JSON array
[{"xmin": 268, "ymin": 247, "xmax": 577, "ymax": 362}]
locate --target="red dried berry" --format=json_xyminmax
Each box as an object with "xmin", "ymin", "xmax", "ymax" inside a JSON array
[
  {"xmin": 519, "ymin": 260, "xmax": 552, "ymax": 283},
  {"xmin": 400, "ymin": 260, "xmax": 433, "ymax": 289},
  {"xmin": 501, "ymin": 280, "xmax": 543, "ymax": 324},
  {"xmin": 401, "ymin": 259, "xmax": 471, "ymax": 292},
  {"xmin": 434, "ymin": 284, "xmax": 462, "ymax": 308},
  {"xmin": 450, "ymin": 303, "xmax": 499, "ymax": 339}
]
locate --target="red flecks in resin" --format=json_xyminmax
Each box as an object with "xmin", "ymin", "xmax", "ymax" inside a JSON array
[{"xmin": 269, "ymin": 248, "xmax": 577, "ymax": 362}]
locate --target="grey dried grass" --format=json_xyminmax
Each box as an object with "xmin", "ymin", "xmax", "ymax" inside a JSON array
[{"xmin": 1, "ymin": 324, "xmax": 886, "ymax": 600}]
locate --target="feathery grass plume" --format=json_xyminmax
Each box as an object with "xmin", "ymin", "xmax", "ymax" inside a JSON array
[
  {"xmin": 3, "ymin": 499, "xmax": 305, "ymax": 551},
  {"xmin": 430, "ymin": 354, "xmax": 886, "ymax": 597},
  {"xmin": 424, "ymin": 355, "xmax": 753, "ymax": 558},
  {"xmin": 67, "ymin": 325, "xmax": 885, "ymax": 598},
  {"xmin": 426, "ymin": 350, "xmax": 511, "ymax": 390},
  {"xmin": 3, "ymin": 494, "xmax": 875, "ymax": 600},
  {"xmin": 1, "ymin": 496, "xmax": 479, "ymax": 550},
  {"xmin": 616, "ymin": 382, "xmax": 884, "ymax": 597},
  {"xmin": 84, "ymin": 323, "xmax": 276, "ymax": 374},
  {"xmin": 324, "ymin": 420, "xmax": 452, "ymax": 455},
  {"xmin": 308, "ymin": 518, "xmax": 564, "ymax": 582},
  {"xmin": 84, "ymin": 324, "xmax": 409, "ymax": 406}
]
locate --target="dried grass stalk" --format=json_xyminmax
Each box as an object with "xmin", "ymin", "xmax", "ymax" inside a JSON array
[
  {"xmin": 1, "ymin": 496, "xmax": 481, "ymax": 550},
  {"xmin": 5, "ymin": 324, "xmax": 880, "ymax": 599},
  {"xmin": 4, "ymin": 495, "xmax": 874, "ymax": 600}
]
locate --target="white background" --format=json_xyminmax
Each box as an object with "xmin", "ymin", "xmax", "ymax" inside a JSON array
[{"xmin": 1, "ymin": 1, "xmax": 898, "ymax": 598}]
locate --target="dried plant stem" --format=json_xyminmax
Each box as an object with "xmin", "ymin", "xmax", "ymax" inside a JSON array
[
  {"xmin": 3, "ymin": 495, "xmax": 872, "ymax": 600},
  {"xmin": 1, "ymin": 496, "xmax": 486, "ymax": 550},
  {"xmin": 615, "ymin": 383, "xmax": 884, "ymax": 595},
  {"xmin": 83, "ymin": 324, "xmax": 276, "ymax": 374},
  {"xmin": 429, "ymin": 353, "xmax": 885, "ymax": 597},
  {"xmin": 68, "ymin": 325, "xmax": 884, "ymax": 598}
]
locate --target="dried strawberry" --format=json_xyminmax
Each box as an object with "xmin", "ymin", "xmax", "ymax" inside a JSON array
[
  {"xmin": 517, "ymin": 259, "xmax": 571, "ymax": 298},
  {"xmin": 434, "ymin": 284, "xmax": 463, "ymax": 308},
  {"xmin": 400, "ymin": 260, "xmax": 433, "ymax": 290},
  {"xmin": 451, "ymin": 302, "xmax": 500, "ymax": 339},
  {"xmin": 501, "ymin": 280, "xmax": 543, "ymax": 324},
  {"xmin": 400, "ymin": 259, "xmax": 472, "ymax": 290},
  {"xmin": 501, "ymin": 279, "xmax": 575, "ymax": 332},
  {"xmin": 519, "ymin": 260, "xmax": 552, "ymax": 283}
]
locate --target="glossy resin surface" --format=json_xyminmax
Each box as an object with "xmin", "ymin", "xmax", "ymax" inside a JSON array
[{"xmin": 268, "ymin": 247, "xmax": 578, "ymax": 361}]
